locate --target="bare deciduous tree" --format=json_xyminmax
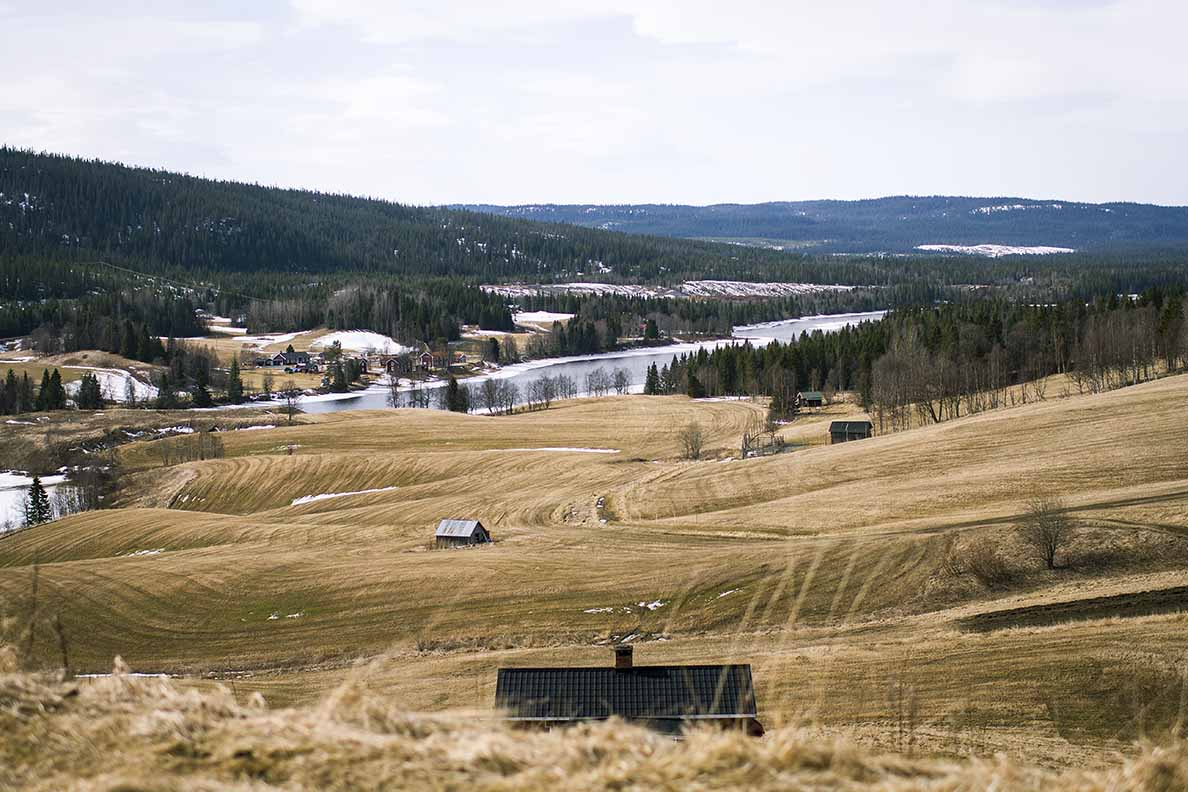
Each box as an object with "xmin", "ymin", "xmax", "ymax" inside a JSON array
[
  {"xmin": 282, "ymin": 379, "xmax": 301, "ymax": 425},
  {"xmin": 1019, "ymin": 495, "xmax": 1074, "ymax": 570},
  {"xmin": 678, "ymin": 421, "xmax": 703, "ymax": 460}
]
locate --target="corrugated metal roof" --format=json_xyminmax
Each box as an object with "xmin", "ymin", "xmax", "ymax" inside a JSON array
[
  {"xmin": 494, "ymin": 665, "xmax": 757, "ymax": 720},
  {"xmin": 436, "ymin": 518, "xmax": 484, "ymax": 538},
  {"xmin": 799, "ymin": 391, "xmax": 824, "ymax": 399},
  {"xmin": 829, "ymin": 421, "xmax": 872, "ymax": 432}
]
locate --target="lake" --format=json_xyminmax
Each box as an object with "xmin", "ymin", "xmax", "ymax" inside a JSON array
[{"xmin": 299, "ymin": 310, "xmax": 886, "ymax": 415}]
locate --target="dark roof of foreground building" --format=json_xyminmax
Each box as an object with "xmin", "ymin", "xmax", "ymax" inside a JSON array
[
  {"xmin": 494, "ymin": 664, "xmax": 758, "ymax": 722},
  {"xmin": 829, "ymin": 420, "xmax": 873, "ymax": 432},
  {"xmin": 435, "ymin": 518, "xmax": 485, "ymax": 538}
]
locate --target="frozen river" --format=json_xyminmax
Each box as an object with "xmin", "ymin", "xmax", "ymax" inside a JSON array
[{"xmin": 299, "ymin": 310, "xmax": 886, "ymax": 414}]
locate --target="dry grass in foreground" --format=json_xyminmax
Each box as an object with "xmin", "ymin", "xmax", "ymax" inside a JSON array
[{"xmin": 1, "ymin": 660, "xmax": 1186, "ymax": 792}]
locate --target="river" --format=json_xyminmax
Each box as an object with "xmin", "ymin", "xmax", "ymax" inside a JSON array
[{"xmin": 298, "ymin": 310, "xmax": 886, "ymax": 415}]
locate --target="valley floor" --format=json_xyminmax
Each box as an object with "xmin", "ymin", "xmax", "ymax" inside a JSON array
[{"xmin": 3, "ymin": 375, "xmax": 1188, "ymax": 771}]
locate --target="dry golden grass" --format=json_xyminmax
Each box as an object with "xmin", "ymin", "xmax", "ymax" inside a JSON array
[
  {"xmin": 2, "ymin": 665, "xmax": 1187, "ymax": 791},
  {"xmin": 3, "ymin": 377, "xmax": 1188, "ymax": 771}
]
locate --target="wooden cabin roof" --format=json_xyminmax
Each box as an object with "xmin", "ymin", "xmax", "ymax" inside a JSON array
[{"xmin": 494, "ymin": 664, "xmax": 757, "ymax": 722}]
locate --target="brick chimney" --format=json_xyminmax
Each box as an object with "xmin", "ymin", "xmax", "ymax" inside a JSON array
[{"xmin": 614, "ymin": 644, "xmax": 633, "ymax": 670}]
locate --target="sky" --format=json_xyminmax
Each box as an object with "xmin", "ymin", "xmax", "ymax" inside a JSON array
[{"xmin": 1, "ymin": 1, "xmax": 1186, "ymax": 206}]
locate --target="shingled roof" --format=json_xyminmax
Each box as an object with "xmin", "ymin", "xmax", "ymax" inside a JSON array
[
  {"xmin": 435, "ymin": 518, "xmax": 484, "ymax": 538},
  {"xmin": 495, "ymin": 662, "xmax": 760, "ymax": 734}
]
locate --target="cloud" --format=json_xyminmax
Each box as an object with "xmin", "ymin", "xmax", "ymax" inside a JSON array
[{"xmin": 1, "ymin": 1, "xmax": 1186, "ymax": 204}]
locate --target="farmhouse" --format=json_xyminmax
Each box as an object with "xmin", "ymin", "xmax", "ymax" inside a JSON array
[
  {"xmin": 829, "ymin": 420, "xmax": 873, "ymax": 443},
  {"xmin": 435, "ymin": 518, "xmax": 491, "ymax": 548},
  {"xmin": 495, "ymin": 645, "xmax": 763, "ymax": 736},
  {"xmin": 264, "ymin": 351, "xmax": 311, "ymax": 369},
  {"xmin": 799, "ymin": 390, "xmax": 824, "ymax": 408}
]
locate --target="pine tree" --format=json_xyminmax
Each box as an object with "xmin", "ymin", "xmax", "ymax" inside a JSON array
[
  {"xmin": 226, "ymin": 358, "xmax": 244, "ymax": 403},
  {"xmin": 24, "ymin": 476, "xmax": 52, "ymax": 526}
]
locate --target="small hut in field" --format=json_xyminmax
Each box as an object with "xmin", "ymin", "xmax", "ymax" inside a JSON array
[{"xmin": 435, "ymin": 518, "xmax": 491, "ymax": 548}]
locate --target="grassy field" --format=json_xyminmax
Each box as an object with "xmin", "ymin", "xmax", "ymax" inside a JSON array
[{"xmin": 4, "ymin": 376, "xmax": 1188, "ymax": 767}]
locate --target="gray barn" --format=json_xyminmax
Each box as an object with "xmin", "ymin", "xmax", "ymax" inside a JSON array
[
  {"xmin": 435, "ymin": 518, "xmax": 491, "ymax": 548},
  {"xmin": 829, "ymin": 420, "xmax": 873, "ymax": 444}
]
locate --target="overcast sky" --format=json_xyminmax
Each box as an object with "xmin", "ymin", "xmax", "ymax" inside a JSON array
[{"xmin": 2, "ymin": 1, "xmax": 1185, "ymax": 206}]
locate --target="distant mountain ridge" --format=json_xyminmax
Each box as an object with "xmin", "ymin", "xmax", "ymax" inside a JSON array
[{"xmin": 454, "ymin": 197, "xmax": 1188, "ymax": 254}]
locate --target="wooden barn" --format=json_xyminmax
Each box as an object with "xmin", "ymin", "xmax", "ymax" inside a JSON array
[
  {"xmin": 829, "ymin": 420, "xmax": 873, "ymax": 444},
  {"xmin": 799, "ymin": 390, "xmax": 824, "ymax": 408},
  {"xmin": 435, "ymin": 518, "xmax": 491, "ymax": 548},
  {"xmin": 495, "ymin": 645, "xmax": 763, "ymax": 736}
]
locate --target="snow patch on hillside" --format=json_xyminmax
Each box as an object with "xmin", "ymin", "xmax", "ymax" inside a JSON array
[
  {"xmin": 290, "ymin": 485, "xmax": 399, "ymax": 506},
  {"xmin": 916, "ymin": 244, "xmax": 1075, "ymax": 257},
  {"xmin": 310, "ymin": 331, "xmax": 414, "ymax": 355},
  {"xmin": 65, "ymin": 367, "xmax": 158, "ymax": 402},
  {"xmin": 512, "ymin": 311, "xmax": 575, "ymax": 325}
]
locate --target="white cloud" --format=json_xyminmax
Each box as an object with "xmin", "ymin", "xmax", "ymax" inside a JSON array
[{"xmin": 0, "ymin": 1, "xmax": 1185, "ymax": 204}]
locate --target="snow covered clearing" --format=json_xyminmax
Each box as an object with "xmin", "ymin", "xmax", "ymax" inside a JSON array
[
  {"xmin": 208, "ymin": 325, "xmax": 249, "ymax": 335},
  {"xmin": 64, "ymin": 367, "xmax": 158, "ymax": 402},
  {"xmin": 489, "ymin": 281, "xmax": 851, "ymax": 300},
  {"xmin": 679, "ymin": 280, "xmax": 851, "ymax": 298},
  {"xmin": 512, "ymin": 311, "xmax": 575, "ymax": 325},
  {"xmin": 228, "ymin": 331, "xmax": 302, "ymax": 350},
  {"xmin": 916, "ymin": 244, "xmax": 1075, "ymax": 257},
  {"xmin": 500, "ymin": 447, "xmax": 620, "ymax": 454},
  {"xmin": 290, "ymin": 485, "xmax": 399, "ymax": 506},
  {"xmin": 310, "ymin": 331, "xmax": 414, "ymax": 355}
]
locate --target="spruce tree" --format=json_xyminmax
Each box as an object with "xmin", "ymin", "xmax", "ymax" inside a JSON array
[
  {"xmin": 24, "ymin": 476, "xmax": 51, "ymax": 526},
  {"xmin": 191, "ymin": 366, "xmax": 213, "ymax": 408},
  {"xmin": 17, "ymin": 373, "xmax": 34, "ymax": 412},
  {"xmin": 48, "ymin": 368, "xmax": 66, "ymax": 409},
  {"xmin": 644, "ymin": 363, "xmax": 659, "ymax": 395},
  {"xmin": 36, "ymin": 369, "xmax": 52, "ymax": 411},
  {"xmin": 2, "ymin": 369, "xmax": 16, "ymax": 414},
  {"xmin": 686, "ymin": 371, "xmax": 705, "ymax": 399},
  {"xmin": 227, "ymin": 359, "xmax": 244, "ymax": 403}
]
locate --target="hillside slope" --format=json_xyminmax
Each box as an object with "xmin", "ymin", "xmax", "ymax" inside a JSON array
[
  {"xmin": 460, "ymin": 197, "xmax": 1188, "ymax": 253},
  {"xmin": 0, "ymin": 148, "xmax": 831, "ymax": 283},
  {"xmin": 3, "ymin": 379, "xmax": 1188, "ymax": 760}
]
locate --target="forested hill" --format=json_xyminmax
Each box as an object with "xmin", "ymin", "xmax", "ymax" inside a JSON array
[
  {"xmin": 1, "ymin": 147, "xmax": 865, "ymax": 284},
  {"xmin": 456, "ymin": 197, "xmax": 1188, "ymax": 253}
]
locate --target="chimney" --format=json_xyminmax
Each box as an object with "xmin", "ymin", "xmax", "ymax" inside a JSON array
[{"xmin": 614, "ymin": 644, "xmax": 633, "ymax": 670}]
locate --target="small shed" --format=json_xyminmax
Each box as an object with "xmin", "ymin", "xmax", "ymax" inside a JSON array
[
  {"xmin": 435, "ymin": 518, "xmax": 491, "ymax": 548},
  {"xmin": 495, "ymin": 645, "xmax": 763, "ymax": 736},
  {"xmin": 829, "ymin": 420, "xmax": 873, "ymax": 444},
  {"xmin": 799, "ymin": 391, "xmax": 824, "ymax": 408}
]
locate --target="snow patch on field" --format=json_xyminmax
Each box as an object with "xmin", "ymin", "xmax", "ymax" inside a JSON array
[
  {"xmin": 512, "ymin": 311, "xmax": 575, "ymax": 325},
  {"xmin": 208, "ymin": 325, "xmax": 249, "ymax": 335},
  {"xmin": 916, "ymin": 244, "xmax": 1075, "ymax": 257},
  {"xmin": 290, "ymin": 485, "xmax": 399, "ymax": 506},
  {"xmin": 311, "ymin": 331, "xmax": 414, "ymax": 355},
  {"xmin": 638, "ymin": 600, "xmax": 667, "ymax": 610},
  {"xmin": 125, "ymin": 548, "xmax": 164, "ymax": 557}
]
